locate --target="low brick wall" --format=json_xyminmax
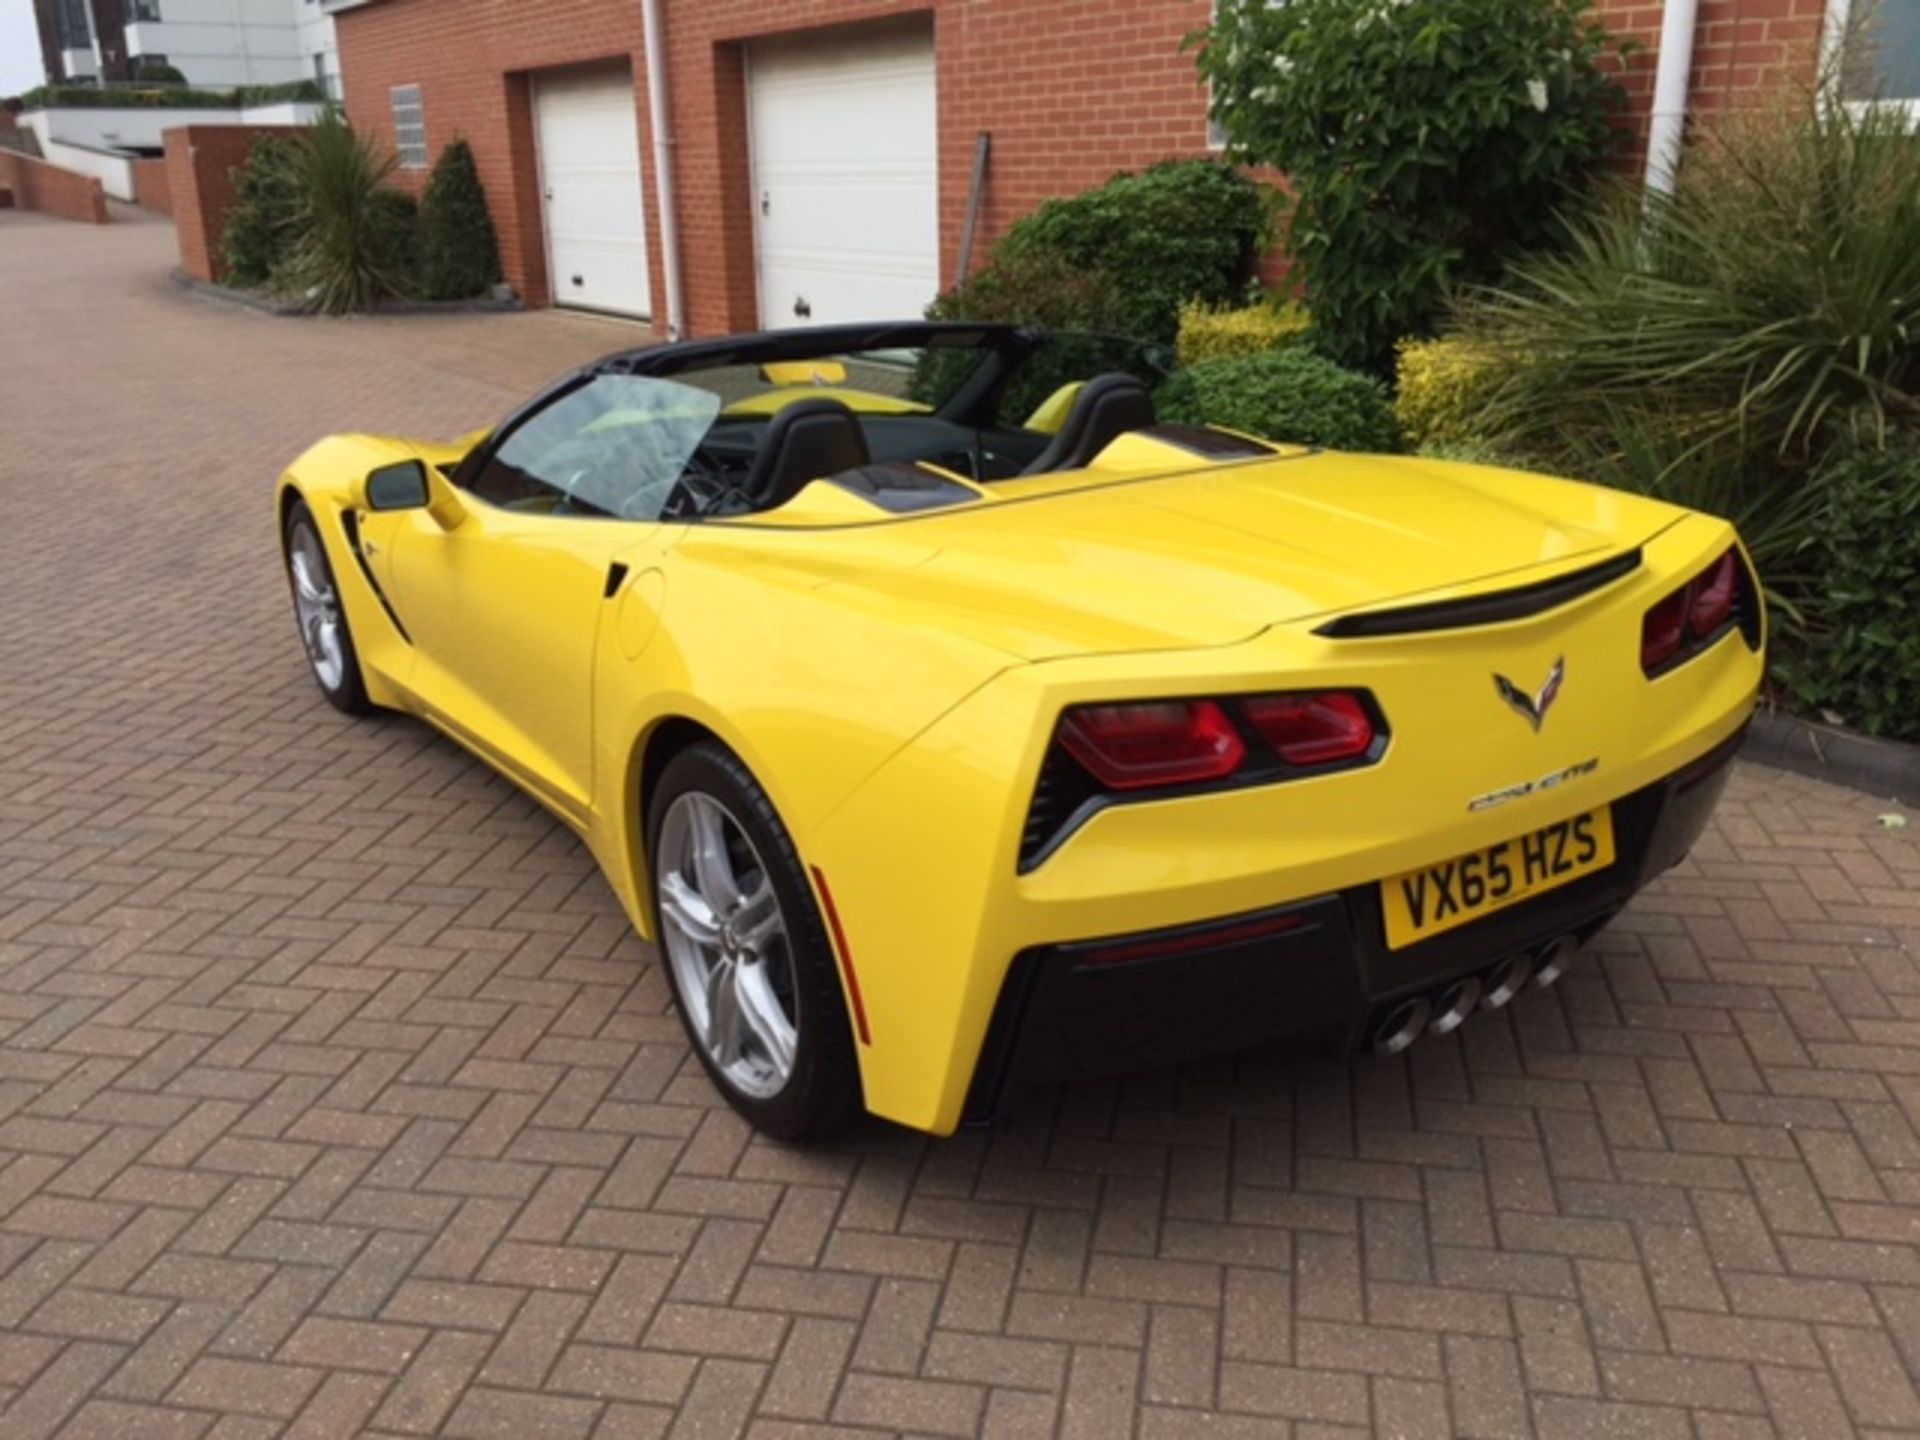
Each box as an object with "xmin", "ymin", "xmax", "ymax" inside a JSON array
[
  {"xmin": 165, "ymin": 124, "xmax": 299, "ymax": 284},
  {"xmin": 0, "ymin": 150, "xmax": 108, "ymax": 224},
  {"xmin": 131, "ymin": 156, "xmax": 172, "ymax": 216}
]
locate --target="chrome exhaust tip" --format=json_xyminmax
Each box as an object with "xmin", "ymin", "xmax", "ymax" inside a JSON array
[
  {"xmin": 1480, "ymin": 952, "xmax": 1535, "ymax": 1011},
  {"xmin": 1429, "ymin": 976, "xmax": 1482, "ymax": 1037},
  {"xmin": 1533, "ymin": 936, "xmax": 1580, "ymax": 989},
  {"xmin": 1370, "ymin": 996, "xmax": 1431, "ymax": 1056}
]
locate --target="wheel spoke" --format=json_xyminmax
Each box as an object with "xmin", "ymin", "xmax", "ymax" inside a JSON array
[
  {"xmin": 687, "ymin": 796, "xmax": 744, "ymax": 914},
  {"xmin": 704, "ymin": 955, "xmax": 742, "ymax": 1063},
  {"xmin": 659, "ymin": 871, "xmax": 721, "ymax": 948},
  {"xmin": 734, "ymin": 960, "xmax": 797, "ymax": 1076},
  {"xmin": 290, "ymin": 547, "xmax": 331, "ymax": 606},
  {"xmin": 732, "ymin": 879, "xmax": 783, "ymax": 951}
]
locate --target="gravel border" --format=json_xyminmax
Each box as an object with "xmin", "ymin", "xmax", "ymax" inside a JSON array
[{"xmin": 1743, "ymin": 707, "xmax": 1920, "ymax": 806}]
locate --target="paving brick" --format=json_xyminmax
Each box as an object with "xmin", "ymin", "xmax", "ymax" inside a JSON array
[{"xmin": 1, "ymin": 214, "xmax": 1916, "ymax": 1440}]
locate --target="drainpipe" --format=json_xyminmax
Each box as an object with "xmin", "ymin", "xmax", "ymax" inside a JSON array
[
  {"xmin": 640, "ymin": 0, "xmax": 685, "ymax": 340},
  {"xmin": 1643, "ymin": 0, "xmax": 1700, "ymax": 199}
]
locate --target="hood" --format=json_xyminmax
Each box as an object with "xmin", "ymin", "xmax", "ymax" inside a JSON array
[{"xmin": 692, "ymin": 452, "xmax": 1689, "ymax": 661}]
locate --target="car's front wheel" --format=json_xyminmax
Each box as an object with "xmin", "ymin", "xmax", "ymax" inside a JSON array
[
  {"xmin": 283, "ymin": 500, "xmax": 370, "ymax": 714},
  {"xmin": 647, "ymin": 742, "xmax": 862, "ymax": 1140}
]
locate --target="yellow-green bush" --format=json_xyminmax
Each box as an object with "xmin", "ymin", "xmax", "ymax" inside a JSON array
[
  {"xmin": 1394, "ymin": 337, "xmax": 1505, "ymax": 452},
  {"xmin": 1175, "ymin": 301, "xmax": 1312, "ymax": 367}
]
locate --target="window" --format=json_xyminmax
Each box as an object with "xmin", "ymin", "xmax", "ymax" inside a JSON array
[
  {"xmin": 129, "ymin": 0, "xmax": 162, "ymax": 20},
  {"xmin": 1829, "ymin": 0, "xmax": 1920, "ymax": 112},
  {"xmin": 467, "ymin": 377, "xmax": 725, "ymax": 520},
  {"xmin": 391, "ymin": 84, "xmax": 428, "ymax": 168},
  {"xmin": 55, "ymin": 0, "xmax": 92, "ymax": 48}
]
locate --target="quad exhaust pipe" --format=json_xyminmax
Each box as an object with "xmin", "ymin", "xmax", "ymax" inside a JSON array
[{"xmin": 1370, "ymin": 936, "xmax": 1581, "ymax": 1055}]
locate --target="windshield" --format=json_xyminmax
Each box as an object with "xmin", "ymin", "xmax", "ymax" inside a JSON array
[{"xmin": 461, "ymin": 330, "xmax": 1174, "ymax": 522}]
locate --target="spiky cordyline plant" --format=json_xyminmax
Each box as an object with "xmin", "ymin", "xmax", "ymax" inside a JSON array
[{"xmin": 279, "ymin": 109, "xmax": 415, "ymax": 315}]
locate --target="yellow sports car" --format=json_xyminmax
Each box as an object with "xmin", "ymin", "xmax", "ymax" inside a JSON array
[{"xmin": 278, "ymin": 322, "xmax": 1763, "ymax": 1139}]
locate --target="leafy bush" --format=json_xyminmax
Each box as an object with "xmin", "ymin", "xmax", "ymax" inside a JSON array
[
  {"xmin": 1455, "ymin": 103, "xmax": 1920, "ymax": 467},
  {"xmin": 1395, "ymin": 337, "xmax": 1506, "ymax": 452},
  {"xmin": 277, "ymin": 111, "xmax": 416, "ymax": 314},
  {"xmin": 17, "ymin": 79, "xmax": 322, "ymax": 109},
  {"xmin": 133, "ymin": 61, "xmax": 188, "ymax": 85},
  {"xmin": 1440, "ymin": 101, "xmax": 1920, "ymax": 646},
  {"xmin": 931, "ymin": 160, "xmax": 1271, "ymax": 345},
  {"xmin": 415, "ymin": 140, "xmax": 501, "ymax": 301},
  {"xmin": 1775, "ymin": 441, "xmax": 1920, "ymax": 741},
  {"xmin": 1196, "ymin": 0, "xmax": 1626, "ymax": 372},
  {"xmin": 1176, "ymin": 301, "xmax": 1312, "ymax": 366},
  {"xmin": 220, "ymin": 134, "xmax": 303, "ymax": 287},
  {"xmin": 1156, "ymin": 349, "xmax": 1400, "ymax": 451}
]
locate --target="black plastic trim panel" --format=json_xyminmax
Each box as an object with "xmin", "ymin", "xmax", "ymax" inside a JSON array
[
  {"xmin": 966, "ymin": 725, "xmax": 1744, "ymax": 1123},
  {"xmin": 1315, "ymin": 550, "xmax": 1643, "ymax": 638}
]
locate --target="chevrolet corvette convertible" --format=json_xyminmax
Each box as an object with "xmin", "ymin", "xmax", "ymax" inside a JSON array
[{"xmin": 277, "ymin": 322, "xmax": 1763, "ymax": 1138}]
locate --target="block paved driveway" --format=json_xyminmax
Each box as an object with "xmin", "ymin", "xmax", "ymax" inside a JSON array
[{"xmin": 3, "ymin": 210, "xmax": 1920, "ymax": 1440}]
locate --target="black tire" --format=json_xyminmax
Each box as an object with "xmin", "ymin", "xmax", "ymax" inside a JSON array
[
  {"xmin": 282, "ymin": 499, "xmax": 372, "ymax": 715},
  {"xmin": 646, "ymin": 741, "xmax": 863, "ymax": 1140}
]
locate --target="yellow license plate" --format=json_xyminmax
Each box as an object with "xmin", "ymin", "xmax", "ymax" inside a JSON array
[{"xmin": 1381, "ymin": 809, "xmax": 1615, "ymax": 949}]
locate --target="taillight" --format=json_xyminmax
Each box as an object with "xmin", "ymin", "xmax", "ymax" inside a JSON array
[
  {"xmin": 1057, "ymin": 700, "xmax": 1245, "ymax": 790},
  {"xmin": 1641, "ymin": 589, "xmax": 1689, "ymax": 673},
  {"xmin": 1690, "ymin": 550, "xmax": 1738, "ymax": 634},
  {"xmin": 1244, "ymin": 692, "xmax": 1375, "ymax": 765},
  {"xmin": 1641, "ymin": 546, "xmax": 1752, "ymax": 677},
  {"xmin": 1027, "ymin": 688, "xmax": 1389, "ymax": 869}
]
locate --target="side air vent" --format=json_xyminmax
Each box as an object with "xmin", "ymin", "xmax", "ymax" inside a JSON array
[{"xmin": 1316, "ymin": 550, "xmax": 1643, "ymax": 639}]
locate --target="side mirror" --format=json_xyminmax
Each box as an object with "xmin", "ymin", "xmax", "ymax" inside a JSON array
[
  {"xmin": 357, "ymin": 459, "xmax": 466, "ymax": 531},
  {"xmin": 360, "ymin": 460, "xmax": 429, "ymax": 511}
]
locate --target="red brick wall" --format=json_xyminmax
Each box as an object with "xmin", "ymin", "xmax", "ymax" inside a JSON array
[
  {"xmin": 164, "ymin": 125, "xmax": 302, "ymax": 283},
  {"xmin": 0, "ymin": 150, "xmax": 108, "ymax": 224},
  {"xmin": 335, "ymin": 0, "xmax": 652, "ymax": 314},
  {"xmin": 1595, "ymin": 0, "xmax": 1828, "ymax": 164},
  {"xmin": 336, "ymin": 0, "xmax": 1220, "ymax": 336},
  {"xmin": 131, "ymin": 157, "xmax": 172, "ymax": 216},
  {"xmin": 334, "ymin": 0, "xmax": 1831, "ymax": 334}
]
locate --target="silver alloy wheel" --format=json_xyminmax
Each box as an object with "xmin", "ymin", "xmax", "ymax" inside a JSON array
[
  {"xmin": 656, "ymin": 791, "xmax": 799, "ymax": 1099},
  {"xmin": 288, "ymin": 523, "xmax": 347, "ymax": 692}
]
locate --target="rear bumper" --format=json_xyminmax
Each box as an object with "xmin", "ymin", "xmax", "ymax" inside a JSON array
[{"xmin": 963, "ymin": 725, "xmax": 1741, "ymax": 1121}]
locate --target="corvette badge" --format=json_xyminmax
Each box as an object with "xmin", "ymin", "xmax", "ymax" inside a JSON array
[{"xmin": 1494, "ymin": 658, "xmax": 1565, "ymax": 732}]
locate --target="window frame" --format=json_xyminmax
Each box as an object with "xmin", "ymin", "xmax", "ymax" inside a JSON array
[
  {"xmin": 390, "ymin": 83, "xmax": 429, "ymax": 169},
  {"xmin": 1822, "ymin": 0, "xmax": 1920, "ymax": 123}
]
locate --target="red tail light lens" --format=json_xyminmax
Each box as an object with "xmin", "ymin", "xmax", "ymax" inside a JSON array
[
  {"xmin": 1689, "ymin": 550, "xmax": 1738, "ymax": 635},
  {"xmin": 1642, "ymin": 545, "xmax": 1750, "ymax": 676},
  {"xmin": 1058, "ymin": 700, "xmax": 1246, "ymax": 791},
  {"xmin": 1244, "ymin": 692, "xmax": 1376, "ymax": 765},
  {"xmin": 1641, "ymin": 589, "xmax": 1690, "ymax": 672}
]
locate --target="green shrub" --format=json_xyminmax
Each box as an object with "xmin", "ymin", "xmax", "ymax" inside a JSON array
[
  {"xmin": 16, "ymin": 79, "xmax": 321, "ymax": 109},
  {"xmin": 1394, "ymin": 337, "xmax": 1507, "ymax": 452},
  {"xmin": 1156, "ymin": 349, "xmax": 1399, "ymax": 451},
  {"xmin": 1443, "ymin": 100, "xmax": 1920, "ymax": 653},
  {"xmin": 277, "ymin": 110, "xmax": 416, "ymax": 314},
  {"xmin": 1196, "ymin": 0, "xmax": 1626, "ymax": 372},
  {"xmin": 220, "ymin": 135, "xmax": 303, "ymax": 287},
  {"xmin": 415, "ymin": 140, "xmax": 501, "ymax": 301},
  {"xmin": 1781, "ymin": 440, "xmax": 1920, "ymax": 742},
  {"xmin": 132, "ymin": 60, "xmax": 188, "ymax": 85},
  {"xmin": 1176, "ymin": 301, "xmax": 1311, "ymax": 366},
  {"xmin": 931, "ymin": 160, "xmax": 1271, "ymax": 345},
  {"xmin": 1455, "ymin": 103, "xmax": 1920, "ymax": 467}
]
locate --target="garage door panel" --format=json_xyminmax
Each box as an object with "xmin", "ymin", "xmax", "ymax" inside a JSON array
[
  {"xmin": 749, "ymin": 26, "xmax": 938, "ymax": 329},
  {"xmin": 535, "ymin": 64, "xmax": 652, "ymax": 320}
]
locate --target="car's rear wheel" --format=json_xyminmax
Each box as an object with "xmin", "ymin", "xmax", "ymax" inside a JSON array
[
  {"xmin": 283, "ymin": 500, "xmax": 370, "ymax": 714},
  {"xmin": 648, "ymin": 742, "xmax": 861, "ymax": 1140}
]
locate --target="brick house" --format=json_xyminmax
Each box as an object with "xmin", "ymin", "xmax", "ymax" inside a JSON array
[{"xmin": 330, "ymin": 0, "xmax": 1909, "ymax": 340}]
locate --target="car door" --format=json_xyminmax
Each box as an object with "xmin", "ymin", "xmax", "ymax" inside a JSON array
[{"xmin": 382, "ymin": 375, "xmax": 718, "ymax": 825}]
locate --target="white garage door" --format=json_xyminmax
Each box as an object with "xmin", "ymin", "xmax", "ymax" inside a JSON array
[
  {"xmin": 748, "ymin": 25, "xmax": 939, "ymax": 329},
  {"xmin": 534, "ymin": 64, "xmax": 652, "ymax": 319}
]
